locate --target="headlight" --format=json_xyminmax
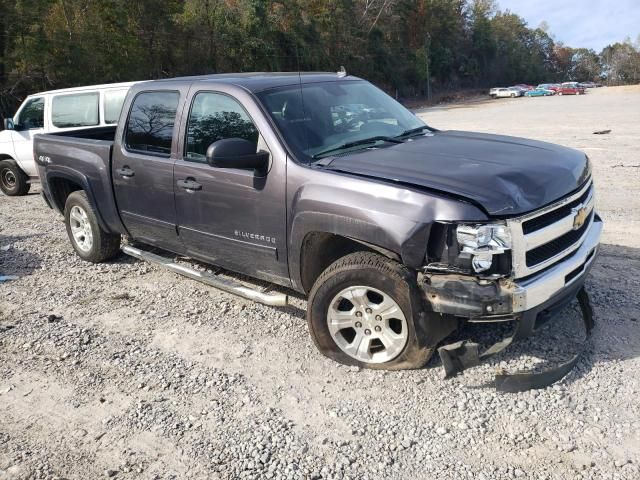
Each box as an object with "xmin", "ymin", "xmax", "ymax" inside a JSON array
[
  {"xmin": 456, "ymin": 224, "xmax": 511, "ymax": 252},
  {"xmin": 456, "ymin": 224, "xmax": 512, "ymax": 273}
]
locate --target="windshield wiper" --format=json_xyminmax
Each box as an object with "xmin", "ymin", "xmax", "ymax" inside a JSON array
[
  {"xmin": 312, "ymin": 136, "xmax": 403, "ymax": 160},
  {"xmin": 395, "ymin": 125, "xmax": 431, "ymax": 138}
]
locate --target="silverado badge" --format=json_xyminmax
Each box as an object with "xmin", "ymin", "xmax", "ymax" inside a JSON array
[{"xmin": 572, "ymin": 206, "xmax": 588, "ymax": 230}]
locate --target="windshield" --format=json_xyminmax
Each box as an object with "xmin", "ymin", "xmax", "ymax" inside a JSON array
[{"xmin": 257, "ymin": 80, "xmax": 426, "ymax": 163}]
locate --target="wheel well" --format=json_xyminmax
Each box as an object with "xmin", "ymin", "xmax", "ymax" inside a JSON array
[
  {"xmin": 299, "ymin": 232, "xmax": 400, "ymax": 294},
  {"xmin": 48, "ymin": 177, "xmax": 83, "ymax": 211},
  {"xmin": 0, "ymin": 154, "xmax": 15, "ymax": 162}
]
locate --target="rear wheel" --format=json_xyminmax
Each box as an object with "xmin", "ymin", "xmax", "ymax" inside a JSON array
[
  {"xmin": 0, "ymin": 159, "xmax": 30, "ymax": 196},
  {"xmin": 64, "ymin": 191, "xmax": 121, "ymax": 263},
  {"xmin": 307, "ymin": 252, "xmax": 434, "ymax": 370}
]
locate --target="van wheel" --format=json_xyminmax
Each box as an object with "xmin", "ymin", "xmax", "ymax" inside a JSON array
[
  {"xmin": 64, "ymin": 191, "xmax": 121, "ymax": 263},
  {"xmin": 0, "ymin": 159, "xmax": 30, "ymax": 196},
  {"xmin": 307, "ymin": 252, "xmax": 434, "ymax": 370}
]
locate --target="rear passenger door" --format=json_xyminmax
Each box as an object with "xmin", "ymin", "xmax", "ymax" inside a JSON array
[{"xmin": 112, "ymin": 90, "xmax": 183, "ymax": 250}]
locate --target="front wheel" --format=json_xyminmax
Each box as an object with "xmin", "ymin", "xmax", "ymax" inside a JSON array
[
  {"xmin": 307, "ymin": 252, "xmax": 434, "ymax": 370},
  {"xmin": 64, "ymin": 191, "xmax": 121, "ymax": 263},
  {"xmin": 0, "ymin": 159, "xmax": 30, "ymax": 196}
]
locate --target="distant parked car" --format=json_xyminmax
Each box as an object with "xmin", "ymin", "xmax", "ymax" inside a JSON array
[
  {"xmin": 525, "ymin": 88, "xmax": 555, "ymax": 97},
  {"xmin": 490, "ymin": 87, "xmax": 523, "ymax": 98},
  {"xmin": 537, "ymin": 83, "xmax": 561, "ymax": 92},
  {"xmin": 557, "ymin": 84, "xmax": 586, "ymax": 95},
  {"xmin": 514, "ymin": 84, "xmax": 535, "ymax": 91}
]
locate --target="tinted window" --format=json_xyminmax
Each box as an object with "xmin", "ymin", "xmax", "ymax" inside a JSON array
[
  {"xmin": 52, "ymin": 92, "xmax": 99, "ymax": 128},
  {"xmin": 15, "ymin": 97, "xmax": 44, "ymax": 129},
  {"xmin": 185, "ymin": 92, "xmax": 259, "ymax": 162},
  {"xmin": 104, "ymin": 89, "xmax": 129, "ymax": 124},
  {"xmin": 125, "ymin": 91, "xmax": 179, "ymax": 157}
]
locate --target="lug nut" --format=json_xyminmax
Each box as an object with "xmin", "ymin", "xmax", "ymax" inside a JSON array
[
  {"xmin": 374, "ymin": 326, "xmax": 382, "ymax": 332},
  {"xmin": 355, "ymin": 311, "xmax": 363, "ymax": 317},
  {"xmin": 375, "ymin": 315, "xmax": 382, "ymax": 321},
  {"xmin": 365, "ymin": 308, "xmax": 372, "ymax": 314},
  {"xmin": 355, "ymin": 321, "xmax": 362, "ymax": 328},
  {"xmin": 364, "ymin": 329, "xmax": 371, "ymax": 335}
]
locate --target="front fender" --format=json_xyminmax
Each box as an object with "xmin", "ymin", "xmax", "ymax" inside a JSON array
[{"xmin": 286, "ymin": 167, "xmax": 490, "ymax": 292}]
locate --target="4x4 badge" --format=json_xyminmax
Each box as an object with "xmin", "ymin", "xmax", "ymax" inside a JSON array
[{"xmin": 572, "ymin": 206, "xmax": 588, "ymax": 230}]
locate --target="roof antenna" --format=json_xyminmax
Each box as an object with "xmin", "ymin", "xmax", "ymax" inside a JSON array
[{"xmin": 337, "ymin": 66, "xmax": 347, "ymax": 78}]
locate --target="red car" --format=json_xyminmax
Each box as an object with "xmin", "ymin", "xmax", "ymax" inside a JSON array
[{"xmin": 557, "ymin": 84, "xmax": 586, "ymax": 95}]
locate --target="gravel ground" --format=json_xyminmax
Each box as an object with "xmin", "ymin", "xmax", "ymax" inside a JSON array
[{"xmin": 1, "ymin": 86, "xmax": 639, "ymax": 480}]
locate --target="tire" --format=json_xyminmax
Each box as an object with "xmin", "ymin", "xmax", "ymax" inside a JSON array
[
  {"xmin": 0, "ymin": 159, "xmax": 30, "ymax": 196},
  {"xmin": 64, "ymin": 190, "xmax": 121, "ymax": 263},
  {"xmin": 511, "ymin": 93, "xmax": 516, "ymax": 98},
  {"xmin": 558, "ymin": 91, "xmax": 563, "ymax": 96},
  {"xmin": 307, "ymin": 252, "xmax": 434, "ymax": 370}
]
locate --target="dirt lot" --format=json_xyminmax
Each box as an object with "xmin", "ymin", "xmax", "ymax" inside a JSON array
[{"xmin": 1, "ymin": 86, "xmax": 639, "ymax": 480}]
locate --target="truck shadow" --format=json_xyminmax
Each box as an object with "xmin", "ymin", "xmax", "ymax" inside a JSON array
[
  {"xmin": 434, "ymin": 243, "xmax": 640, "ymax": 389},
  {"xmin": 0, "ymin": 234, "xmax": 44, "ymax": 280}
]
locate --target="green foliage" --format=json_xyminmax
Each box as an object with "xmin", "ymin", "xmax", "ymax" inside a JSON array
[{"xmin": 1, "ymin": 0, "xmax": 639, "ymax": 116}]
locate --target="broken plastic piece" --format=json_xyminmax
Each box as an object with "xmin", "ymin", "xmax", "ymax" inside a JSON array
[{"xmin": 438, "ymin": 287, "xmax": 594, "ymax": 392}]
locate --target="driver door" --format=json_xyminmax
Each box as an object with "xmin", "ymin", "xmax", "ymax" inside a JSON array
[
  {"xmin": 173, "ymin": 90, "xmax": 289, "ymax": 285},
  {"xmin": 12, "ymin": 97, "xmax": 45, "ymax": 177}
]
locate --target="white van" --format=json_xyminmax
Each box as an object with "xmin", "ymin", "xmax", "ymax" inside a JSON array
[{"xmin": 0, "ymin": 81, "xmax": 138, "ymax": 196}]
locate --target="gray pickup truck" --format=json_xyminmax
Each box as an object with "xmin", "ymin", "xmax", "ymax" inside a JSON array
[{"xmin": 34, "ymin": 73, "xmax": 602, "ymax": 376}]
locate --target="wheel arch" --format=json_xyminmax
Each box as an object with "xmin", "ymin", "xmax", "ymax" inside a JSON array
[
  {"xmin": 298, "ymin": 232, "xmax": 400, "ymax": 295},
  {"xmin": 289, "ymin": 211, "xmax": 428, "ymax": 295},
  {"xmin": 45, "ymin": 171, "xmax": 111, "ymax": 233}
]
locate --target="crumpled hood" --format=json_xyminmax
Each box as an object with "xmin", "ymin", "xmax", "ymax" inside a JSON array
[{"xmin": 326, "ymin": 130, "xmax": 591, "ymax": 216}]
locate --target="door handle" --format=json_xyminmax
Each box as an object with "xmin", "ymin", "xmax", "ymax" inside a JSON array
[
  {"xmin": 177, "ymin": 178, "xmax": 202, "ymax": 191},
  {"xmin": 116, "ymin": 166, "xmax": 135, "ymax": 178}
]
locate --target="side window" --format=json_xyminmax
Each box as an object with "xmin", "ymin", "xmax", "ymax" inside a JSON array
[
  {"xmin": 103, "ymin": 89, "xmax": 128, "ymax": 124},
  {"xmin": 15, "ymin": 97, "xmax": 44, "ymax": 129},
  {"xmin": 52, "ymin": 92, "xmax": 99, "ymax": 128},
  {"xmin": 125, "ymin": 91, "xmax": 179, "ymax": 157},
  {"xmin": 185, "ymin": 92, "xmax": 259, "ymax": 162}
]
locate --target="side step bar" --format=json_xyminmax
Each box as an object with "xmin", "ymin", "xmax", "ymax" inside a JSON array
[{"xmin": 121, "ymin": 245, "xmax": 288, "ymax": 307}]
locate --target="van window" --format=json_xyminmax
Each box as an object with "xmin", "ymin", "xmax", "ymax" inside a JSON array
[
  {"xmin": 104, "ymin": 89, "xmax": 128, "ymax": 124},
  {"xmin": 185, "ymin": 92, "xmax": 259, "ymax": 162},
  {"xmin": 52, "ymin": 92, "xmax": 99, "ymax": 128},
  {"xmin": 15, "ymin": 97, "xmax": 44, "ymax": 129},
  {"xmin": 125, "ymin": 91, "xmax": 179, "ymax": 157}
]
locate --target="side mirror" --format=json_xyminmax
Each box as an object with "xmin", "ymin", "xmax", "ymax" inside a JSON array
[
  {"xmin": 206, "ymin": 138, "xmax": 269, "ymax": 172},
  {"xmin": 3, "ymin": 118, "xmax": 14, "ymax": 131}
]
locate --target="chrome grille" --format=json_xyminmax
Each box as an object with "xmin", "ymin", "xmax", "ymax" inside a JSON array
[{"xmin": 508, "ymin": 181, "xmax": 595, "ymax": 279}]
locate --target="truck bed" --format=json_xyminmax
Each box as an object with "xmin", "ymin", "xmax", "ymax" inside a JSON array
[{"xmin": 34, "ymin": 126, "xmax": 126, "ymax": 235}]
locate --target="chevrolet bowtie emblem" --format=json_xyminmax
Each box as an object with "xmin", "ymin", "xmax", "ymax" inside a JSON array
[{"xmin": 572, "ymin": 206, "xmax": 588, "ymax": 230}]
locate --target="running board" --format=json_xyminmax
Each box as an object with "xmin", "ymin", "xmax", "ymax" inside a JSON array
[{"xmin": 121, "ymin": 245, "xmax": 288, "ymax": 307}]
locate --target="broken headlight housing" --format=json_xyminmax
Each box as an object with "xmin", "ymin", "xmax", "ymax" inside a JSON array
[{"xmin": 456, "ymin": 223, "xmax": 512, "ymax": 273}]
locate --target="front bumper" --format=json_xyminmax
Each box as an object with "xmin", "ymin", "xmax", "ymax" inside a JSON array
[{"xmin": 421, "ymin": 215, "xmax": 603, "ymax": 324}]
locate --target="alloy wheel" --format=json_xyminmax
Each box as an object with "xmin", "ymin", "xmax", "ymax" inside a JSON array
[{"xmin": 327, "ymin": 286, "xmax": 408, "ymax": 364}]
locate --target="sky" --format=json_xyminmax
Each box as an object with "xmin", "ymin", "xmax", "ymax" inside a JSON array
[{"xmin": 497, "ymin": 0, "xmax": 640, "ymax": 52}]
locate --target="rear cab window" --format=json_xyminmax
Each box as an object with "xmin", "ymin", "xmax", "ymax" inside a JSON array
[
  {"xmin": 52, "ymin": 92, "xmax": 99, "ymax": 128},
  {"xmin": 124, "ymin": 91, "xmax": 180, "ymax": 157}
]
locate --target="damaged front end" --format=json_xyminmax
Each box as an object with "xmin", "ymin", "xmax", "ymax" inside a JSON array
[{"xmin": 420, "ymin": 183, "xmax": 602, "ymax": 391}]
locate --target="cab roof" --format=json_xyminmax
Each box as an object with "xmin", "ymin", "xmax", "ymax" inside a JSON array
[{"xmin": 147, "ymin": 72, "xmax": 362, "ymax": 93}]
